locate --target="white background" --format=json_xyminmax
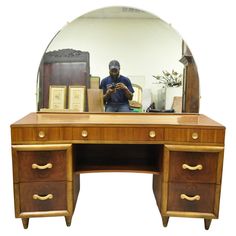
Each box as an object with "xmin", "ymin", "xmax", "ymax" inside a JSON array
[{"xmin": 0, "ymin": 0, "xmax": 236, "ymax": 235}]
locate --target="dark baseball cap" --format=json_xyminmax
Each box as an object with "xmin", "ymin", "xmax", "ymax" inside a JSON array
[{"xmin": 109, "ymin": 60, "xmax": 120, "ymax": 70}]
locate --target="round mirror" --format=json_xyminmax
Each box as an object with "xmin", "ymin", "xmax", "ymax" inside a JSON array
[{"xmin": 37, "ymin": 6, "xmax": 199, "ymax": 113}]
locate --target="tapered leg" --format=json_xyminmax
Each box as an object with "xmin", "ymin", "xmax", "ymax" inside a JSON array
[
  {"xmin": 22, "ymin": 218, "xmax": 29, "ymax": 229},
  {"xmin": 65, "ymin": 216, "xmax": 72, "ymax": 226},
  {"xmin": 162, "ymin": 216, "xmax": 169, "ymax": 227},
  {"xmin": 204, "ymin": 219, "xmax": 212, "ymax": 230}
]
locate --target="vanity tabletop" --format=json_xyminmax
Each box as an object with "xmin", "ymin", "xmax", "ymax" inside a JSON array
[{"xmin": 11, "ymin": 112, "xmax": 225, "ymax": 128}]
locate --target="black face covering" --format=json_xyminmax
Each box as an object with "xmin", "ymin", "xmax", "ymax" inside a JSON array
[
  {"xmin": 110, "ymin": 73, "xmax": 119, "ymax": 80},
  {"xmin": 110, "ymin": 69, "xmax": 119, "ymax": 81}
]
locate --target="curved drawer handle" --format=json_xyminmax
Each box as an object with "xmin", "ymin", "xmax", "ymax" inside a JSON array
[
  {"xmin": 33, "ymin": 194, "xmax": 53, "ymax": 201},
  {"xmin": 32, "ymin": 163, "xmax": 53, "ymax": 170},
  {"xmin": 180, "ymin": 194, "xmax": 200, "ymax": 201},
  {"xmin": 182, "ymin": 164, "xmax": 203, "ymax": 171}
]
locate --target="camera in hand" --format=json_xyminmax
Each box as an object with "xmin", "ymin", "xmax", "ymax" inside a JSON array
[{"xmin": 111, "ymin": 82, "xmax": 116, "ymax": 89}]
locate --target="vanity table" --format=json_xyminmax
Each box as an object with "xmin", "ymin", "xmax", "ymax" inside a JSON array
[{"xmin": 11, "ymin": 112, "xmax": 225, "ymax": 229}]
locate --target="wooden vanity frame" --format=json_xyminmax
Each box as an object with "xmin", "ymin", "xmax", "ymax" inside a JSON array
[{"xmin": 11, "ymin": 112, "xmax": 225, "ymax": 229}]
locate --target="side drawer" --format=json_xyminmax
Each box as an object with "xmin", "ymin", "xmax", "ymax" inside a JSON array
[
  {"xmin": 165, "ymin": 128, "xmax": 225, "ymax": 144},
  {"xmin": 19, "ymin": 181, "xmax": 67, "ymax": 212},
  {"xmin": 164, "ymin": 145, "xmax": 224, "ymax": 184},
  {"xmin": 167, "ymin": 182, "xmax": 216, "ymax": 214},
  {"xmin": 12, "ymin": 144, "xmax": 72, "ymax": 182},
  {"xmin": 169, "ymin": 151, "xmax": 218, "ymax": 183}
]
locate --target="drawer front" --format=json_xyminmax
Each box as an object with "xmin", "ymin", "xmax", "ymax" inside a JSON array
[
  {"xmin": 167, "ymin": 183, "xmax": 216, "ymax": 213},
  {"xmin": 12, "ymin": 144, "xmax": 72, "ymax": 183},
  {"xmin": 19, "ymin": 181, "xmax": 67, "ymax": 212},
  {"xmin": 18, "ymin": 150, "xmax": 67, "ymax": 182},
  {"xmin": 169, "ymin": 151, "xmax": 218, "ymax": 183},
  {"xmin": 165, "ymin": 128, "xmax": 225, "ymax": 144},
  {"xmin": 72, "ymin": 127, "xmax": 164, "ymax": 142},
  {"xmin": 12, "ymin": 127, "xmax": 164, "ymax": 143}
]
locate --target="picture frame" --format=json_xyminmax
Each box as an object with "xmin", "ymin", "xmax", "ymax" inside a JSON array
[
  {"xmin": 49, "ymin": 85, "xmax": 67, "ymax": 109},
  {"xmin": 68, "ymin": 85, "xmax": 86, "ymax": 111},
  {"xmin": 90, "ymin": 76, "xmax": 100, "ymax": 89}
]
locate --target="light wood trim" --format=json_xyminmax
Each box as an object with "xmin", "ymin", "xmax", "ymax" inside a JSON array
[
  {"xmin": 76, "ymin": 170, "xmax": 160, "ymax": 174},
  {"xmin": 67, "ymin": 181, "xmax": 73, "ymax": 215},
  {"xmin": 161, "ymin": 183, "xmax": 169, "ymax": 215},
  {"xmin": 163, "ymin": 147, "xmax": 170, "ymax": 182},
  {"xmin": 12, "ymin": 148, "xmax": 20, "ymax": 183},
  {"xmin": 164, "ymin": 145, "xmax": 224, "ymax": 152},
  {"xmin": 213, "ymin": 185, "xmax": 221, "ymax": 218},
  {"xmin": 216, "ymin": 149, "xmax": 224, "ymax": 184},
  {"xmin": 19, "ymin": 210, "xmax": 70, "ymax": 218},
  {"xmin": 165, "ymin": 211, "xmax": 216, "ymax": 219},
  {"xmin": 12, "ymin": 144, "xmax": 71, "ymax": 151},
  {"xmin": 13, "ymin": 184, "xmax": 21, "ymax": 217}
]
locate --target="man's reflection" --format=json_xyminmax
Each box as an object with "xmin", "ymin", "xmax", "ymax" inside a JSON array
[{"xmin": 100, "ymin": 60, "xmax": 134, "ymax": 112}]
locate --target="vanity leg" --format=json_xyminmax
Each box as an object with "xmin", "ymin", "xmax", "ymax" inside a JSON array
[
  {"xmin": 204, "ymin": 219, "xmax": 212, "ymax": 230},
  {"xmin": 65, "ymin": 216, "xmax": 72, "ymax": 226},
  {"xmin": 162, "ymin": 216, "xmax": 169, "ymax": 227},
  {"xmin": 22, "ymin": 218, "xmax": 29, "ymax": 229}
]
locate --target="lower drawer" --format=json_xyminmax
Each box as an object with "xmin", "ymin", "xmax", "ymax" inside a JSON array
[
  {"xmin": 19, "ymin": 181, "xmax": 67, "ymax": 212},
  {"xmin": 167, "ymin": 182, "xmax": 216, "ymax": 214}
]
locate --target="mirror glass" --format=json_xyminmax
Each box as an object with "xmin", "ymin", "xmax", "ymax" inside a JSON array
[{"xmin": 37, "ymin": 6, "xmax": 199, "ymax": 113}]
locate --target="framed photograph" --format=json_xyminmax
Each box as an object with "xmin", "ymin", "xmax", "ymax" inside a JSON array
[
  {"xmin": 49, "ymin": 85, "xmax": 67, "ymax": 109},
  {"xmin": 90, "ymin": 76, "xmax": 100, "ymax": 89},
  {"xmin": 68, "ymin": 85, "xmax": 86, "ymax": 111}
]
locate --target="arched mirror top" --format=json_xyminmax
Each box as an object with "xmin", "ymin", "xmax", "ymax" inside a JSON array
[{"xmin": 37, "ymin": 6, "xmax": 199, "ymax": 114}]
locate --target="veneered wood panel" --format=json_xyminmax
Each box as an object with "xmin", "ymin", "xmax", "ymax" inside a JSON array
[
  {"xmin": 168, "ymin": 151, "xmax": 218, "ymax": 183},
  {"xmin": 17, "ymin": 150, "xmax": 67, "ymax": 182},
  {"xmin": 19, "ymin": 181, "xmax": 67, "ymax": 212},
  {"xmin": 167, "ymin": 183, "xmax": 215, "ymax": 213}
]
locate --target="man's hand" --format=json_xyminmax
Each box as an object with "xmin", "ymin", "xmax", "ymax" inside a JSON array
[
  {"xmin": 115, "ymin": 83, "xmax": 128, "ymax": 90},
  {"xmin": 116, "ymin": 83, "xmax": 133, "ymax": 100},
  {"xmin": 106, "ymin": 85, "xmax": 116, "ymax": 95},
  {"xmin": 103, "ymin": 85, "xmax": 116, "ymax": 101}
]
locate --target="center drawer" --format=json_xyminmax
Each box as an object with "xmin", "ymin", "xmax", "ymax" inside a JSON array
[{"xmin": 11, "ymin": 127, "xmax": 164, "ymax": 143}]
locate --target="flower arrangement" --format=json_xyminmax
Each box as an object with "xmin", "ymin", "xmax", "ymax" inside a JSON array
[{"xmin": 153, "ymin": 70, "xmax": 183, "ymax": 87}]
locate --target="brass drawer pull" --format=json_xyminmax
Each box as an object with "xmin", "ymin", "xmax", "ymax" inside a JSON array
[
  {"xmin": 180, "ymin": 194, "xmax": 200, "ymax": 201},
  {"xmin": 32, "ymin": 163, "xmax": 53, "ymax": 170},
  {"xmin": 182, "ymin": 164, "xmax": 203, "ymax": 171},
  {"xmin": 33, "ymin": 194, "xmax": 53, "ymax": 201},
  {"xmin": 191, "ymin": 132, "xmax": 199, "ymax": 140},
  {"xmin": 38, "ymin": 131, "xmax": 45, "ymax": 138},
  {"xmin": 81, "ymin": 130, "xmax": 88, "ymax": 138},
  {"xmin": 149, "ymin": 130, "xmax": 156, "ymax": 138}
]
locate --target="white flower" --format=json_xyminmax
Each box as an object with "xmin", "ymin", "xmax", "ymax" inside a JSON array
[{"xmin": 153, "ymin": 70, "xmax": 183, "ymax": 87}]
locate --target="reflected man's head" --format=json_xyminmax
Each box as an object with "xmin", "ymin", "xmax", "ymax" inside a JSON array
[{"xmin": 109, "ymin": 60, "xmax": 120, "ymax": 80}]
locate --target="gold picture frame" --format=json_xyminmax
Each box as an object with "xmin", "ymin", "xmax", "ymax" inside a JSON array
[
  {"xmin": 68, "ymin": 85, "xmax": 86, "ymax": 111},
  {"xmin": 90, "ymin": 76, "xmax": 100, "ymax": 89},
  {"xmin": 49, "ymin": 85, "xmax": 67, "ymax": 109}
]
